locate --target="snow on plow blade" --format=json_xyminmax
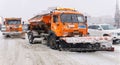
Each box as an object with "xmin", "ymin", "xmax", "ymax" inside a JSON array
[
  {"xmin": 60, "ymin": 36, "xmax": 114, "ymax": 51},
  {"xmin": 61, "ymin": 36, "xmax": 112, "ymax": 43}
]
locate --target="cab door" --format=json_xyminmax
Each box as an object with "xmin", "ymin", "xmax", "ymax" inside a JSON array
[{"xmin": 51, "ymin": 15, "xmax": 60, "ymax": 36}]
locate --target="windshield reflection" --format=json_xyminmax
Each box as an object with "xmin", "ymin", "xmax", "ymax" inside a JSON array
[
  {"xmin": 7, "ymin": 20, "xmax": 21, "ymax": 25},
  {"xmin": 61, "ymin": 14, "xmax": 84, "ymax": 23},
  {"xmin": 101, "ymin": 25, "xmax": 116, "ymax": 30}
]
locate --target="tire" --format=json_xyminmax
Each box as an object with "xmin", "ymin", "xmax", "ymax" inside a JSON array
[
  {"xmin": 58, "ymin": 43, "xmax": 65, "ymax": 51},
  {"xmin": 21, "ymin": 37, "xmax": 25, "ymax": 39},
  {"xmin": 113, "ymin": 40, "xmax": 116, "ymax": 44},
  {"xmin": 21, "ymin": 33, "xmax": 25, "ymax": 39},
  {"xmin": 113, "ymin": 39, "xmax": 120, "ymax": 44},
  {"xmin": 46, "ymin": 36, "xmax": 50, "ymax": 46},
  {"xmin": 28, "ymin": 33, "xmax": 34, "ymax": 44},
  {"xmin": 27, "ymin": 32, "xmax": 30, "ymax": 38},
  {"xmin": 58, "ymin": 41, "xmax": 68, "ymax": 51},
  {"xmin": 6, "ymin": 35, "xmax": 10, "ymax": 38},
  {"xmin": 49, "ymin": 34, "xmax": 57, "ymax": 49}
]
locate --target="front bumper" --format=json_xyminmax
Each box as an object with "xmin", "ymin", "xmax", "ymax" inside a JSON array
[{"xmin": 2, "ymin": 32, "xmax": 25, "ymax": 36}]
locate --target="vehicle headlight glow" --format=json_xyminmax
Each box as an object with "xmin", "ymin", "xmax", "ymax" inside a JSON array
[
  {"xmin": 6, "ymin": 26, "xmax": 9, "ymax": 28},
  {"xmin": 63, "ymin": 32, "xmax": 69, "ymax": 36},
  {"xmin": 19, "ymin": 25, "xmax": 22, "ymax": 28}
]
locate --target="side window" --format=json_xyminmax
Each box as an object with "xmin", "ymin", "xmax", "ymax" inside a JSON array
[
  {"xmin": 94, "ymin": 25, "xmax": 100, "ymax": 29},
  {"xmin": 88, "ymin": 25, "xmax": 100, "ymax": 29},
  {"xmin": 88, "ymin": 25, "xmax": 93, "ymax": 29},
  {"xmin": 53, "ymin": 15, "xmax": 58, "ymax": 23}
]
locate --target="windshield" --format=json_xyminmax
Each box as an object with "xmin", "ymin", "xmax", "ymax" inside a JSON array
[
  {"xmin": 7, "ymin": 20, "xmax": 21, "ymax": 25},
  {"xmin": 60, "ymin": 14, "xmax": 84, "ymax": 22},
  {"xmin": 101, "ymin": 25, "xmax": 116, "ymax": 30}
]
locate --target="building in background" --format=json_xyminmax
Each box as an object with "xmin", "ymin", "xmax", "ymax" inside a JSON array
[
  {"xmin": 114, "ymin": 0, "xmax": 120, "ymax": 28},
  {"xmin": 0, "ymin": 17, "xmax": 3, "ymax": 30}
]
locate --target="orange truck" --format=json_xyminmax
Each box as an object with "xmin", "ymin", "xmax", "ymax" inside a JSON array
[
  {"xmin": 28, "ymin": 7, "xmax": 114, "ymax": 51},
  {"xmin": 1, "ymin": 18, "xmax": 25, "ymax": 38}
]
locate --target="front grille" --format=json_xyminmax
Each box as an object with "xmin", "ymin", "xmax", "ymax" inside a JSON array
[
  {"xmin": 9, "ymin": 27, "xmax": 18, "ymax": 32},
  {"xmin": 67, "ymin": 31, "xmax": 82, "ymax": 37}
]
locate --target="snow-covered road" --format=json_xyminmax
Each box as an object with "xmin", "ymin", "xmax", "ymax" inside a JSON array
[{"xmin": 0, "ymin": 31, "xmax": 120, "ymax": 65}]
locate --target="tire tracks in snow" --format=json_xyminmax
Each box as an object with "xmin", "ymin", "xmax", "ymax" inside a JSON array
[{"xmin": 0, "ymin": 32, "xmax": 119, "ymax": 65}]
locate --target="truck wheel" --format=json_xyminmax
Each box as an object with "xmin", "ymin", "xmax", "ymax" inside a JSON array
[
  {"xmin": 27, "ymin": 33, "xmax": 29, "ymax": 38},
  {"xmin": 28, "ymin": 34, "xmax": 34, "ymax": 44},
  {"xmin": 113, "ymin": 39, "xmax": 120, "ymax": 44},
  {"xmin": 46, "ymin": 36, "xmax": 50, "ymax": 46},
  {"xmin": 6, "ymin": 35, "xmax": 11, "ymax": 38},
  {"xmin": 58, "ymin": 41, "xmax": 68, "ymax": 51},
  {"xmin": 21, "ymin": 33, "xmax": 25, "ymax": 39},
  {"xmin": 58, "ymin": 43, "xmax": 65, "ymax": 51},
  {"xmin": 49, "ymin": 34, "xmax": 57, "ymax": 49}
]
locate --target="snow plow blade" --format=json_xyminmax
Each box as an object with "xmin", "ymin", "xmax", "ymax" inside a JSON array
[
  {"xmin": 58, "ymin": 36, "xmax": 114, "ymax": 51},
  {"xmin": 62, "ymin": 47, "xmax": 114, "ymax": 52}
]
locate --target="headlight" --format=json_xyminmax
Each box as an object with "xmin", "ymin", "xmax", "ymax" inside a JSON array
[
  {"xmin": 110, "ymin": 32, "xmax": 117, "ymax": 36},
  {"xmin": 68, "ymin": 24, "xmax": 75, "ymax": 28},
  {"xmin": 19, "ymin": 25, "xmax": 22, "ymax": 28},
  {"xmin": 65, "ymin": 25, "xmax": 69, "ymax": 29},
  {"xmin": 6, "ymin": 26, "xmax": 9, "ymax": 28},
  {"xmin": 63, "ymin": 32, "xmax": 69, "ymax": 36},
  {"xmin": 1, "ymin": 25, "xmax": 6, "ymax": 31},
  {"xmin": 65, "ymin": 24, "xmax": 75, "ymax": 29}
]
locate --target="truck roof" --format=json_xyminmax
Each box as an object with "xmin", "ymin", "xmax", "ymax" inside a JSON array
[
  {"xmin": 29, "ymin": 7, "xmax": 83, "ymax": 22},
  {"xmin": 5, "ymin": 18, "xmax": 21, "ymax": 20}
]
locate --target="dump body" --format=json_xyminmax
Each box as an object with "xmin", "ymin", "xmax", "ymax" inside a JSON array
[{"xmin": 28, "ymin": 7, "xmax": 114, "ymax": 51}]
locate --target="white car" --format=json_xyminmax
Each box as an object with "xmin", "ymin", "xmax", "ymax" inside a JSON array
[
  {"xmin": 88, "ymin": 24, "xmax": 120, "ymax": 44},
  {"xmin": 1, "ymin": 25, "xmax": 6, "ymax": 32}
]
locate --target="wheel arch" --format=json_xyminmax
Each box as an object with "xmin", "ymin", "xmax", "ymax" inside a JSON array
[{"xmin": 103, "ymin": 34, "xmax": 109, "ymax": 36}]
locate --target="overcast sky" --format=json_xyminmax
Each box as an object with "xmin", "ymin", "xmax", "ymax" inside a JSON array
[{"xmin": 0, "ymin": 0, "xmax": 118, "ymax": 20}]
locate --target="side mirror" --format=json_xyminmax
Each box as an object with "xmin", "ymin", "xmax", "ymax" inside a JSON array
[
  {"xmin": 3, "ymin": 21, "xmax": 5, "ymax": 25},
  {"xmin": 22, "ymin": 21, "xmax": 24, "ymax": 25},
  {"xmin": 28, "ymin": 24, "xmax": 30, "ymax": 30},
  {"xmin": 85, "ymin": 16, "xmax": 87, "ymax": 22}
]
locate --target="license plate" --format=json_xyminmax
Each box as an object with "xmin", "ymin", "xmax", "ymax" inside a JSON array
[{"xmin": 79, "ymin": 25, "xmax": 86, "ymax": 28}]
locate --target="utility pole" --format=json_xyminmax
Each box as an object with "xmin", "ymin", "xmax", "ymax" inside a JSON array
[{"xmin": 115, "ymin": 0, "xmax": 120, "ymax": 28}]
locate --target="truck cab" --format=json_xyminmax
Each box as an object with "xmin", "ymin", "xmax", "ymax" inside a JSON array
[
  {"xmin": 51, "ymin": 10, "xmax": 88, "ymax": 37},
  {"xmin": 1, "ymin": 18, "xmax": 25, "ymax": 38}
]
